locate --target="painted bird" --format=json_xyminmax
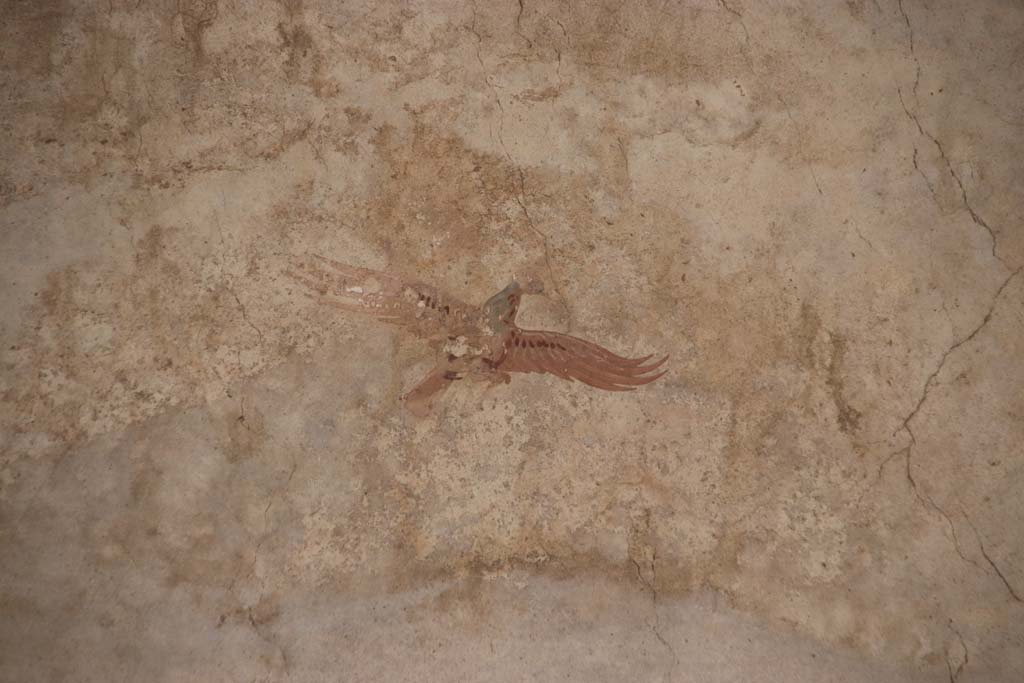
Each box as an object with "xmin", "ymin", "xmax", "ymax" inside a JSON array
[{"xmin": 287, "ymin": 255, "xmax": 667, "ymax": 415}]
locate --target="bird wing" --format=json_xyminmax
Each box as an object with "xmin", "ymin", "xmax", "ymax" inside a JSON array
[
  {"xmin": 496, "ymin": 329, "xmax": 667, "ymax": 391},
  {"xmin": 286, "ymin": 254, "xmax": 476, "ymax": 335}
]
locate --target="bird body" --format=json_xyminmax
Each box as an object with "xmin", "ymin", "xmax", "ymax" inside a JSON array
[{"xmin": 287, "ymin": 255, "xmax": 666, "ymax": 415}]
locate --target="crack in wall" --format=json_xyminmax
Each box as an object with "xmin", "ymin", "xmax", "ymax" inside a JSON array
[
  {"xmin": 911, "ymin": 146, "xmax": 939, "ymax": 205},
  {"xmin": 720, "ymin": 0, "xmax": 827, "ymax": 215},
  {"xmin": 854, "ymin": 226, "xmax": 879, "ymax": 255},
  {"xmin": 247, "ymin": 607, "xmax": 291, "ymax": 676},
  {"xmin": 897, "ymin": 87, "xmax": 1006, "ymax": 267},
  {"xmin": 825, "ymin": 332, "xmax": 862, "ymax": 435},
  {"xmin": 514, "ymin": 0, "xmax": 532, "ymax": 49},
  {"xmin": 896, "ymin": 0, "xmax": 914, "ymax": 56},
  {"xmin": 467, "ymin": 4, "xmax": 486, "ymax": 71},
  {"xmin": 960, "ymin": 508, "xmax": 1022, "ymax": 602},
  {"xmin": 900, "ymin": 267, "xmax": 1021, "ymax": 431},
  {"xmin": 213, "ymin": 199, "xmax": 264, "ymax": 347},
  {"xmin": 945, "ymin": 621, "xmax": 969, "ymax": 683},
  {"xmin": 229, "ymin": 286, "xmax": 265, "ymax": 344},
  {"xmin": 893, "ymin": 5, "xmax": 1006, "ymax": 265},
  {"xmin": 227, "ymin": 451, "xmax": 298, "ymax": 595},
  {"xmin": 895, "ymin": 428, "xmax": 978, "ymax": 570},
  {"xmin": 627, "ymin": 509, "xmax": 676, "ymax": 674},
  {"xmin": 718, "ymin": 0, "xmax": 753, "ymax": 73},
  {"xmin": 254, "ymin": 458, "xmax": 298, "ymax": 579},
  {"xmin": 896, "ymin": 1, "xmax": 922, "ymax": 104},
  {"xmin": 552, "ymin": 18, "xmax": 568, "ymax": 88},
  {"xmin": 631, "ymin": 550, "xmax": 678, "ymax": 673},
  {"xmin": 890, "ymin": 267, "xmax": 1023, "ymax": 600},
  {"xmin": 466, "ymin": 3, "xmax": 572, "ymax": 328},
  {"xmin": 510, "ymin": 168, "xmax": 573, "ymax": 326},
  {"xmin": 721, "ymin": 0, "xmax": 827, "ymax": 207},
  {"xmin": 219, "ymin": 452, "xmax": 298, "ymax": 674},
  {"xmin": 778, "ymin": 95, "xmax": 824, "ymax": 196}
]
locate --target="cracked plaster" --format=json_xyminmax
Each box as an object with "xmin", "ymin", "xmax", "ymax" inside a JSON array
[{"xmin": 2, "ymin": 1, "xmax": 1023, "ymax": 681}]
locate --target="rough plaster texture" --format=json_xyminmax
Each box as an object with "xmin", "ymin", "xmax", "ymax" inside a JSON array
[{"xmin": 2, "ymin": 0, "xmax": 1023, "ymax": 681}]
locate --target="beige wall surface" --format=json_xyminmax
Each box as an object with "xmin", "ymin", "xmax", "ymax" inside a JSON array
[{"xmin": 2, "ymin": 1, "xmax": 1022, "ymax": 681}]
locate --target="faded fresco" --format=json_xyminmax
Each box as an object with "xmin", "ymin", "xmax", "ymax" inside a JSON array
[{"xmin": 1, "ymin": 1, "xmax": 1022, "ymax": 681}]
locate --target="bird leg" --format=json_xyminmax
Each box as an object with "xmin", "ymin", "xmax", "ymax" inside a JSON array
[
  {"xmin": 401, "ymin": 364, "xmax": 460, "ymax": 417},
  {"xmin": 402, "ymin": 355, "xmax": 507, "ymax": 416},
  {"xmin": 401, "ymin": 353, "xmax": 480, "ymax": 416}
]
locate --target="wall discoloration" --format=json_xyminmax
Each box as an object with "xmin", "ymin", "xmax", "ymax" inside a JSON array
[{"xmin": 2, "ymin": 1, "xmax": 1023, "ymax": 681}]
